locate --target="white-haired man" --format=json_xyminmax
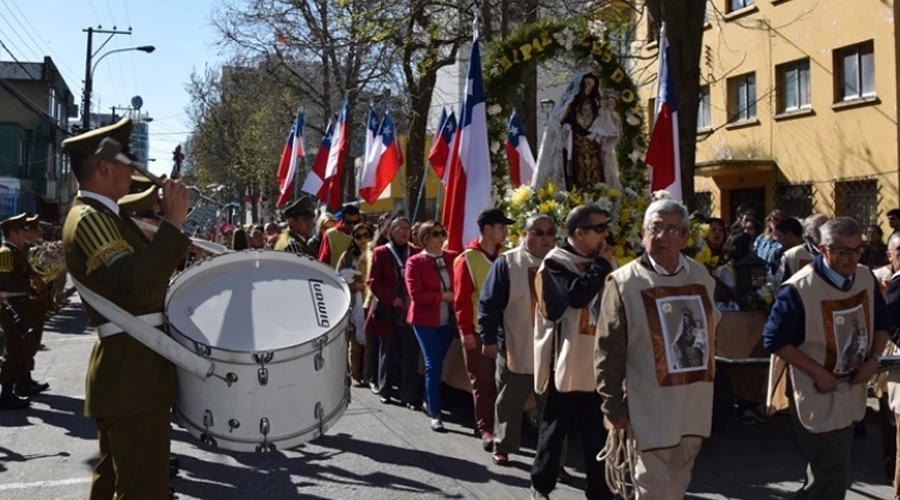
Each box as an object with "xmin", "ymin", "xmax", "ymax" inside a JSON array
[
  {"xmin": 596, "ymin": 198, "xmax": 721, "ymax": 499},
  {"xmin": 765, "ymin": 217, "xmax": 890, "ymax": 499}
]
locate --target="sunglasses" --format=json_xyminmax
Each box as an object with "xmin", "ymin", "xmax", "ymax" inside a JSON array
[
  {"xmin": 826, "ymin": 246, "xmax": 863, "ymax": 257},
  {"xmin": 528, "ymin": 228, "xmax": 557, "ymax": 237},
  {"xmin": 431, "ymin": 229, "xmax": 447, "ymax": 238},
  {"xmin": 579, "ymin": 223, "xmax": 609, "ymax": 234},
  {"xmin": 353, "ymin": 233, "xmax": 372, "ymax": 240}
]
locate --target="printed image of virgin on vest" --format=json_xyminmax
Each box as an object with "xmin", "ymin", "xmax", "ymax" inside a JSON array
[
  {"xmin": 832, "ymin": 306, "xmax": 869, "ymax": 374},
  {"xmin": 657, "ymin": 297, "xmax": 709, "ymax": 374}
]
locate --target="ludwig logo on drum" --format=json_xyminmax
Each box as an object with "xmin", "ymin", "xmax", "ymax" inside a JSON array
[{"xmin": 310, "ymin": 279, "xmax": 330, "ymax": 327}]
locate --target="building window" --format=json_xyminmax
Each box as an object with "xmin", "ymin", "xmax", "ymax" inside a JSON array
[
  {"xmin": 775, "ymin": 183, "xmax": 814, "ymax": 218},
  {"xmin": 728, "ymin": 73, "xmax": 756, "ymax": 122},
  {"xmin": 834, "ymin": 40, "xmax": 874, "ymax": 102},
  {"xmin": 834, "ymin": 179, "xmax": 878, "ymax": 225},
  {"xmin": 777, "ymin": 59, "xmax": 810, "ymax": 113},
  {"xmin": 729, "ymin": 0, "xmax": 754, "ymax": 12},
  {"xmin": 697, "ymin": 86, "xmax": 711, "ymax": 129},
  {"xmin": 648, "ymin": 97, "xmax": 656, "ymax": 130},
  {"xmin": 696, "ymin": 191, "xmax": 713, "ymax": 218},
  {"xmin": 647, "ymin": 17, "xmax": 656, "ymax": 43}
]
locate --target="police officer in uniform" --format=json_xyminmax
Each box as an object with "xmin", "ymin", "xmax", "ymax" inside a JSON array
[
  {"xmin": 274, "ymin": 197, "xmax": 316, "ymax": 256},
  {"xmin": 0, "ymin": 213, "xmax": 43, "ymax": 409},
  {"xmin": 61, "ymin": 117, "xmax": 192, "ymax": 499},
  {"xmin": 20, "ymin": 214, "xmax": 51, "ymax": 397}
]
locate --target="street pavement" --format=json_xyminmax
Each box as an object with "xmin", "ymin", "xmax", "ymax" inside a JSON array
[{"xmin": 0, "ymin": 292, "xmax": 894, "ymax": 499}]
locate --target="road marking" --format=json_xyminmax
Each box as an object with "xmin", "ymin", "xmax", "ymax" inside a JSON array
[{"xmin": 0, "ymin": 477, "xmax": 91, "ymax": 490}]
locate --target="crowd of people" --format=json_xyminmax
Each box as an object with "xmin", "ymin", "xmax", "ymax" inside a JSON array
[{"xmin": 5, "ymin": 116, "xmax": 900, "ymax": 499}]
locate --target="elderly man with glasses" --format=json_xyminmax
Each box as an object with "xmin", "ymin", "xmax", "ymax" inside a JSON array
[
  {"xmin": 595, "ymin": 198, "xmax": 720, "ymax": 499},
  {"xmin": 530, "ymin": 205, "xmax": 615, "ymax": 500},
  {"xmin": 765, "ymin": 217, "xmax": 890, "ymax": 500},
  {"xmin": 478, "ymin": 214, "xmax": 558, "ymax": 466}
]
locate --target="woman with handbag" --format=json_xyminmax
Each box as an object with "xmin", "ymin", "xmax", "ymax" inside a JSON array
[{"xmin": 405, "ymin": 221, "xmax": 458, "ymax": 431}]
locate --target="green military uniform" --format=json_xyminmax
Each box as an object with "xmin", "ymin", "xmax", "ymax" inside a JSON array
[
  {"xmin": 274, "ymin": 197, "xmax": 315, "ymax": 256},
  {"xmin": 21, "ymin": 214, "xmax": 52, "ymax": 396},
  {"xmin": 0, "ymin": 214, "xmax": 39, "ymax": 398},
  {"xmin": 62, "ymin": 117, "xmax": 191, "ymax": 499}
]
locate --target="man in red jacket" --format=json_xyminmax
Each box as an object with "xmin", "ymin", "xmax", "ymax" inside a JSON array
[{"xmin": 453, "ymin": 208, "xmax": 513, "ymax": 450}]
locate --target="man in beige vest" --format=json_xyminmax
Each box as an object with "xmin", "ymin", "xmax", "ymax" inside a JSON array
[
  {"xmin": 596, "ymin": 198, "xmax": 720, "ymax": 499},
  {"xmin": 765, "ymin": 217, "xmax": 890, "ymax": 499},
  {"xmin": 531, "ymin": 205, "xmax": 614, "ymax": 500},
  {"xmin": 479, "ymin": 214, "xmax": 557, "ymax": 466},
  {"xmin": 881, "ymin": 230, "xmax": 900, "ymax": 498},
  {"xmin": 776, "ymin": 213, "xmax": 828, "ymax": 284}
]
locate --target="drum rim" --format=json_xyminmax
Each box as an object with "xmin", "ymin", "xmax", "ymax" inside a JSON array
[
  {"xmin": 168, "ymin": 315, "xmax": 349, "ymax": 364},
  {"xmin": 173, "ymin": 385, "xmax": 350, "ymax": 447},
  {"xmin": 165, "ymin": 250, "xmax": 352, "ymax": 355}
]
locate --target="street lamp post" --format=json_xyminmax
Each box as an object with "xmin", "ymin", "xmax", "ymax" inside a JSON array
[{"xmin": 81, "ymin": 26, "xmax": 154, "ymax": 131}]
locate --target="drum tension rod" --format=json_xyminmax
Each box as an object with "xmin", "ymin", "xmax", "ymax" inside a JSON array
[{"xmin": 254, "ymin": 351, "xmax": 273, "ymax": 386}]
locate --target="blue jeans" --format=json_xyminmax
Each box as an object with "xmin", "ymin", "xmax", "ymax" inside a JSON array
[{"xmin": 412, "ymin": 325, "xmax": 454, "ymax": 418}]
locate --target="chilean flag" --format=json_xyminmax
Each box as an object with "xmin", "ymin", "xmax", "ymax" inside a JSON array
[
  {"xmin": 362, "ymin": 105, "xmax": 379, "ymax": 170},
  {"xmin": 359, "ymin": 113, "xmax": 401, "ymax": 204},
  {"xmin": 504, "ymin": 111, "xmax": 535, "ymax": 187},
  {"xmin": 646, "ymin": 24, "xmax": 682, "ymax": 201},
  {"xmin": 427, "ymin": 108, "xmax": 447, "ymax": 176},
  {"xmin": 301, "ymin": 120, "xmax": 337, "ymax": 207},
  {"xmin": 429, "ymin": 109, "xmax": 458, "ymax": 185},
  {"xmin": 441, "ymin": 38, "xmax": 492, "ymax": 252},
  {"xmin": 322, "ymin": 98, "xmax": 350, "ymax": 209},
  {"xmin": 276, "ymin": 108, "xmax": 305, "ymax": 207}
]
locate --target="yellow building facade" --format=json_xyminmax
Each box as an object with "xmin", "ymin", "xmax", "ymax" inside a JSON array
[{"xmin": 638, "ymin": 0, "xmax": 899, "ymax": 230}]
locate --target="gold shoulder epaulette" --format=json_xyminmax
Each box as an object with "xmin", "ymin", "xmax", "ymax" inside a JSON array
[
  {"xmin": 74, "ymin": 210, "xmax": 134, "ymax": 275},
  {"xmin": 0, "ymin": 246, "xmax": 12, "ymax": 273}
]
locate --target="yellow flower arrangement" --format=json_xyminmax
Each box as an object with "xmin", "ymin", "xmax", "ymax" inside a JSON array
[{"xmin": 501, "ymin": 182, "xmax": 709, "ymax": 265}]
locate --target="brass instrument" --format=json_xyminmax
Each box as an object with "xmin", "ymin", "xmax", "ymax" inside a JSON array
[
  {"xmin": 27, "ymin": 241, "xmax": 66, "ymax": 282},
  {"xmin": 95, "ymin": 137, "xmax": 239, "ymax": 244}
]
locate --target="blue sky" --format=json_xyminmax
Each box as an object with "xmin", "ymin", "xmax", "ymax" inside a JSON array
[{"xmin": 1, "ymin": 0, "xmax": 221, "ymax": 176}]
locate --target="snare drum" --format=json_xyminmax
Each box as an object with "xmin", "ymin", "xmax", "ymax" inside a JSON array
[{"xmin": 165, "ymin": 251, "xmax": 351, "ymax": 452}]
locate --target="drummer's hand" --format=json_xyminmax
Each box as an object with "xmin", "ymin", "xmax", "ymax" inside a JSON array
[
  {"xmin": 391, "ymin": 297, "xmax": 404, "ymax": 309},
  {"xmin": 160, "ymin": 179, "xmax": 192, "ymax": 230},
  {"xmin": 441, "ymin": 291, "xmax": 454, "ymax": 302},
  {"xmin": 813, "ymin": 368, "xmax": 838, "ymax": 393},
  {"xmin": 851, "ymin": 357, "xmax": 879, "ymax": 385},
  {"xmin": 482, "ymin": 343, "xmax": 498, "ymax": 359},
  {"xmin": 461, "ymin": 333, "xmax": 477, "ymax": 351}
]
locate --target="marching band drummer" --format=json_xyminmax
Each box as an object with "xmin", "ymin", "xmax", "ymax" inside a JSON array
[
  {"xmin": 0, "ymin": 213, "xmax": 43, "ymax": 409},
  {"xmin": 20, "ymin": 214, "xmax": 52, "ymax": 398},
  {"xmin": 274, "ymin": 197, "xmax": 316, "ymax": 257},
  {"xmin": 61, "ymin": 117, "xmax": 192, "ymax": 499}
]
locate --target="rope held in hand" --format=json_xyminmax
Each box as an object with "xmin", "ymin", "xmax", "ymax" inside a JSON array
[{"xmin": 596, "ymin": 427, "xmax": 636, "ymax": 500}]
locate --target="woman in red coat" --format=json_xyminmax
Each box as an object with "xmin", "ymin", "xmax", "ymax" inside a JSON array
[{"xmin": 405, "ymin": 220, "xmax": 458, "ymax": 431}]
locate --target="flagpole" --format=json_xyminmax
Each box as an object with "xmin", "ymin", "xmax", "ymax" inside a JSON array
[
  {"xmin": 293, "ymin": 155, "xmax": 304, "ymax": 202},
  {"xmin": 435, "ymin": 182, "xmax": 443, "ymax": 221},
  {"xmin": 412, "ymin": 170, "xmax": 428, "ymax": 222}
]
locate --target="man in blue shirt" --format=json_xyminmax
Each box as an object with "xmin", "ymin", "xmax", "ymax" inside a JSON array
[{"xmin": 764, "ymin": 217, "xmax": 890, "ymax": 500}]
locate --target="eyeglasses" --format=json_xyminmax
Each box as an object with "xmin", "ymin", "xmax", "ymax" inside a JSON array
[
  {"xmin": 826, "ymin": 246, "xmax": 864, "ymax": 257},
  {"xmin": 431, "ymin": 229, "xmax": 447, "ymax": 238},
  {"xmin": 647, "ymin": 224, "xmax": 684, "ymax": 238},
  {"xmin": 528, "ymin": 228, "xmax": 557, "ymax": 238},
  {"xmin": 353, "ymin": 233, "xmax": 372, "ymax": 240},
  {"xmin": 578, "ymin": 223, "xmax": 609, "ymax": 234}
]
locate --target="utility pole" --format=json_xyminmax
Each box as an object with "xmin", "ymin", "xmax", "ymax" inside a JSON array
[{"xmin": 81, "ymin": 26, "xmax": 133, "ymax": 131}]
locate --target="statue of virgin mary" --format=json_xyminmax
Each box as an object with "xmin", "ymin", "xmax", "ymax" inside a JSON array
[{"xmin": 532, "ymin": 70, "xmax": 622, "ymax": 190}]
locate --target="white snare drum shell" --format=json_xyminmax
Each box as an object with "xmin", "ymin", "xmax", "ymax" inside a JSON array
[{"xmin": 166, "ymin": 251, "xmax": 352, "ymax": 452}]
